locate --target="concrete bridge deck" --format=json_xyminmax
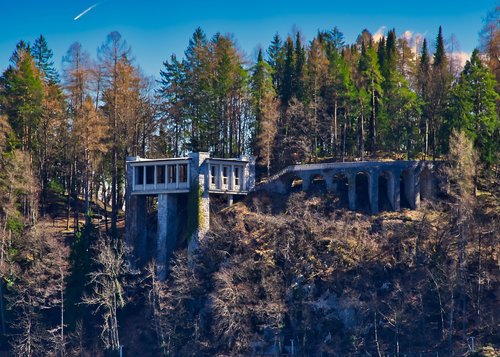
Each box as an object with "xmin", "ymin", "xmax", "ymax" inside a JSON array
[{"xmin": 257, "ymin": 160, "xmax": 440, "ymax": 214}]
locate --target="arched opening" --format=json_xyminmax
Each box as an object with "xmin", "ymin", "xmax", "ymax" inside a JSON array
[
  {"xmin": 378, "ymin": 171, "xmax": 393, "ymax": 212},
  {"xmin": 310, "ymin": 174, "xmax": 327, "ymax": 192},
  {"xmin": 355, "ymin": 172, "xmax": 370, "ymax": 212},
  {"xmin": 290, "ymin": 175, "xmax": 303, "ymax": 192},
  {"xmin": 400, "ymin": 170, "xmax": 412, "ymax": 209},
  {"xmin": 332, "ymin": 173, "xmax": 349, "ymax": 207},
  {"xmin": 419, "ymin": 168, "xmax": 433, "ymax": 201}
]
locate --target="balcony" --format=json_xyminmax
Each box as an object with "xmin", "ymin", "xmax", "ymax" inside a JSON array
[
  {"xmin": 129, "ymin": 158, "xmax": 190, "ymax": 195},
  {"xmin": 207, "ymin": 158, "xmax": 249, "ymax": 194}
]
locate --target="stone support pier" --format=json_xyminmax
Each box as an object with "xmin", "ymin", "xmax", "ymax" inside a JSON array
[
  {"xmin": 348, "ymin": 173, "xmax": 356, "ymax": 211},
  {"xmin": 188, "ymin": 152, "xmax": 210, "ymax": 255},
  {"xmin": 157, "ymin": 194, "xmax": 177, "ymax": 280},
  {"xmin": 368, "ymin": 170, "xmax": 379, "ymax": 214}
]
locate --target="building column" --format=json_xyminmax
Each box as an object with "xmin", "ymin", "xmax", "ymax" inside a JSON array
[
  {"xmin": 348, "ymin": 173, "xmax": 356, "ymax": 211},
  {"xmin": 157, "ymin": 193, "xmax": 177, "ymax": 280},
  {"xmin": 368, "ymin": 170, "xmax": 379, "ymax": 214}
]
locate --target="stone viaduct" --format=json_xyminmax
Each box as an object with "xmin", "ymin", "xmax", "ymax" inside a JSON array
[{"xmin": 257, "ymin": 160, "xmax": 439, "ymax": 214}]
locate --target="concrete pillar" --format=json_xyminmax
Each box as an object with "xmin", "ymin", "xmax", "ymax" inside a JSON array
[
  {"xmin": 393, "ymin": 169, "xmax": 401, "ymax": 211},
  {"xmin": 404, "ymin": 171, "xmax": 416, "ymax": 209},
  {"xmin": 301, "ymin": 174, "xmax": 310, "ymax": 191},
  {"xmin": 241, "ymin": 155, "xmax": 256, "ymax": 192},
  {"xmin": 227, "ymin": 194, "xmax": 234, "ymax": 206},
  {"xmin": 414, "ymin": 167, "xmax": 422, "ymax": 209},
  {"xmin": 325, "ymin": 174, "xmax": 334, "ymax": 192},
  {"xmin": 125, "ymin": 195, "xmax": 147, "ymax": 266},
  {"xmin": 368, "ymin": 170, "xmax": 379, "ymax": 214},
  {"xmin": 348, "ymin": 173, "xmax": 356, "ymax": 211},
  {"xmin": 188, "ymin": 152, "xmax": 210, "ymax": 251},
  {"xmin": 157, "ymin": 193, "xmax": 178, "ymax": 280},
  {"xmin": 125, "ymin": 157, "xmax": 148, "ymax": 267},
  {"xmin": 386, "ymin": 172, "xmax": 395, "ymax": 211}
]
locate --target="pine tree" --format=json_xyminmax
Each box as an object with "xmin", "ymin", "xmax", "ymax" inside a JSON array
[
  {"xmin": 158, "ymin": 54, "xmax": 188, "ymax": 156},
  {"xmin": 294, "ymin": 32, "xmax": 307, "ymax": 102},
  {"xmin": 281, "ymin": 36, "xmax": 295, "ymax": 105},
  {"xmin": 267, "ymin": 33, "xmax": 284, "ymax": 92},
  {"xmin": 0, "ymin": 42, "xmax": 44, "ymax": 153},
  {"xmin": 307, "ymin": 38, "xmax": 329, "ymax": 156},
  {"xmin": 448, "ymin": 49, "xmax": 499, "ymax": 165},
  {"xmin": 429, "ymin": 26, "xmax": 452, "ymax": 158},
  {"xmin": 433, "ymin": 26, "xmax": 447, "ymax": 68},
  {"xmin": 358, "ymin": 39, "xmax": 383, "ymax": 153},
  {"xmin": 182, "ymin": 27, "xmax": 209, "ymax": 152},
  {"xmin": 417, "ymin": 39, "xmax": 431, "ymax": 155},
  {"xmin": 32, "ymin": 35, "xmax": 59, "ymax": 84},
  {"xmin": 379, "ymin": 29, "xmax": 420, "ymax": 155}
]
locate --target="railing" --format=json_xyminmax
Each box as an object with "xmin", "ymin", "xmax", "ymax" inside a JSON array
[
  {"xmin": 263, "ymin": 160, "xmax": 431, "ymax": 184},
  {"xmin": 130, "ymin": 159, "xmax": 191, "ymax": 194}
]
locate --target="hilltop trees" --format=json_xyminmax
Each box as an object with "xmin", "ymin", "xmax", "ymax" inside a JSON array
[
  {"xmin": 449, "ymin": 50, "xmax": 499, "ymax": 165},
  {"xmin": 158, "ymin": 28, "xmax": 252, "ymax": 158},
  {"xmin": 155, "ymin": 24, "xmax": 499, "ymax": 173}
]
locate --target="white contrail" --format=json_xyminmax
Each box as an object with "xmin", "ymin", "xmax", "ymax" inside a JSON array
[{"xmin": 74, "ymin": 3, "xmax": 99, "ymax": 20}]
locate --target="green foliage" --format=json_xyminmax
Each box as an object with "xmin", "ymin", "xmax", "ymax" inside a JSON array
[
  {"xmin": 0, "ymin": 43, "xmax": 44, "ymax": 152},
  {"xmin": 448, "ymin": 50, "xmax": 499, "ymax": 165},
  {"xmin": 32, "ymin": 34, "xmax": 59, "ymax": 84},
  {"xmin": 47, "ymin": 179, "xmax": 64, "ymax": 195},
  {"xmin": 6, "ymin": 215, "xmax": 23, "ymax": 238}
]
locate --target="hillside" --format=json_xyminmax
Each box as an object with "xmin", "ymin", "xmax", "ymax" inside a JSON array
[{"xmin": 141, "ymin": 186, "xmax": 499, "ymax": 356}]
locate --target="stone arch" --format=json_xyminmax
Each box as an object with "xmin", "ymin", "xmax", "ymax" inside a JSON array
[
  {"xmin": 419, "ymin": 167, "xmax": 433, "ymax": 201},
  {"xmin": 332, "ymin": 172, "xmax": 349, "ymax": 207},
  {"xmin": 400, "ymin": 169, "xmax": 414, "ymax": 209},
  {"xmin": 355, "ymin": 171, "xmax": 370, "ymax": 212},
  {"xmin": 378, "ymin": 170, "xmax": 395, "ymax": 211},
  {"xmin": 289, "ymin": 174, "xmax": 303, "ymax": 192},
  {"xmin": 310, "ymin": 173, "xmax": 327, "ymax": 192}
]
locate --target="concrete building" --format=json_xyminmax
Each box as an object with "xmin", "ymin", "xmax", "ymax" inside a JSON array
[{"xmin": 125, "ymin": 152, "xmax": 255, "ymax": 279}]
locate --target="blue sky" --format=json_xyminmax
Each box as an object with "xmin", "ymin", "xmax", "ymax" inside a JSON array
[{"xmin": 0, "ymin": 1, "xmax": 497, "ymax": 78}]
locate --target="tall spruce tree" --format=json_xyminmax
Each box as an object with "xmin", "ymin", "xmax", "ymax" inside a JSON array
[
  {"xmin": 449, "ymin": 49, "xmax": 499, "ymax": 165},
  {"xmin": 267, "ymin": 33, "xmax": 284, "ymax": 93},
  {"xmin": 358, "ymin": 39, "xmax": 383, "ymax": 153},
  {"xmin": 429, "ymin": 26, "xmax": 452, "ymax": 158},
  {"xmin": 32, "ymin": 35, "xmax": 59, "ymax": 84},
  {"xmin": 417, "ymin": 39, "xmax": 431, "ymax": 155},
  {"xmin": 294, "ymin": 33, "xmax": 307, "ymax": 103},
  {"xmin": 281, "ymin": 36, "xmax": 295, "ymax": 105},
  {"xmin": 0, "ymin": 42, "xmax": 44, "ymax": 153}
]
